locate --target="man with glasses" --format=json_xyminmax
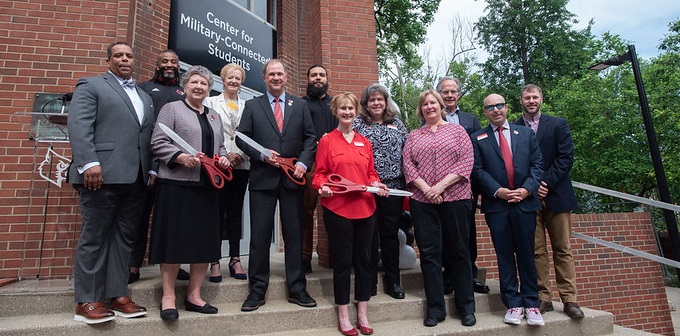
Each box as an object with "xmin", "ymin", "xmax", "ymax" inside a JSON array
[
  {"xmin": 471, "ymin": 94, "xmax": 544, "ymax": 326},
  {"xmin": 436, "ymin": 77, "xmax": 489, "ymax": 295},
  {"xmin": 514, "ymin": 84, "xmax": 584, "ymax": 319}
]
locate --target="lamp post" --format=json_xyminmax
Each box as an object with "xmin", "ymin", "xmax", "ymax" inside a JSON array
[{"xmin": 589, "ymin": 44, "xmax": 680, "ymax": 277}]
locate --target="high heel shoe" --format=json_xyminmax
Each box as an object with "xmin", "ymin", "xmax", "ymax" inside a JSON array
[
  {"xmin": 356, "ymin": 322, "xmax": 373, "ymax": 335},
  {"xmin": 209, "ymin": 262, "xmax": 222, "ymax": 283},
  {"xmin": 229, "ymin": 258, "xmax": 247, "ymax": 280},
  {"xmin": 338, "ymin": 323, "xmax": 358, "ymax": 336}
]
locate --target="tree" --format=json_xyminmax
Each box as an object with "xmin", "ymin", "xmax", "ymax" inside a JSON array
[
  {"xmin": 375, "ymin": 0, "xmax": 441, "ymax": 128},
  {"xmin": 475, "ymin": 0, "xmax": 594, "ymax": 111}
]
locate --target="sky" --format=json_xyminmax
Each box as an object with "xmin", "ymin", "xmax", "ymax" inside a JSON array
[{"xmin": 424, "ymin": 0, "xmax": 680, "ymax": 68}]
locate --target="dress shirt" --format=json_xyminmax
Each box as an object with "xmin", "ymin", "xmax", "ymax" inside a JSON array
[
  {"xmin": 445, "ymin": 107, "xmax": 460, "ymax": 125},
  {"xmin": 491, "ymin": 122, "xmax": 513, "ymax": 153},
  {"xmin": 522, "ymin": 111, "xmax": 541, "ymax": 134}
]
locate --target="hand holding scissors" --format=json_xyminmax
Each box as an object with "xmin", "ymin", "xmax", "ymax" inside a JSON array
[
  {"xmin": 321, "ymin": 174, "xmax": 412, "ymax": 197},
  {"xmin": 236, "ymin": 131, "xmax": 306, "ymax": 185},
  {"xmin": 159, "ymin": 123, "xmax": 233, "ymax": 189}
]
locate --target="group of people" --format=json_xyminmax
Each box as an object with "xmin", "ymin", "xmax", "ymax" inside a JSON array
[{"xmin": 67, "ymin": 41, "xmax": 584, "ymax": 334}]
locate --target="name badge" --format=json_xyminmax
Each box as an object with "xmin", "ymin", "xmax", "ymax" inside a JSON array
[
  {"xmin": 354, "ymin": 141, "xmax": 365, "ymax": 147},
  {"xmin": 387, "ymin": 124, "xmax": 398, "ymax": 130}
]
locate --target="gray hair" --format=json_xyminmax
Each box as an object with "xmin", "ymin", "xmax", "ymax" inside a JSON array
[
  {"xmin": 435, "ymin": 76, "xmax": 461, "ymax": 92},
  {"xmin": 181, "ymin": 65, "xmax": 214, "ymax": 88}
]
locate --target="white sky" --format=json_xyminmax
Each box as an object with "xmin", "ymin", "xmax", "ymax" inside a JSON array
[{"xmin": 424, "ymin": 0, "xmax": 680, "ymax": 68}]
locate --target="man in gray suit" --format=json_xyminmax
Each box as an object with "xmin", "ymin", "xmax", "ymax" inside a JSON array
[
  {"xmin": 236, "ymin": 59, "xmax": 317, "ymax": 312},
  {"xmin": 68, "ymin": 42, "xmax": 153, "ymax": 324}
]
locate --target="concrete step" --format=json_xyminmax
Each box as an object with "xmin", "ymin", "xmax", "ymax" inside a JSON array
[{"xmin": 0, "ymin": 254, "xmax": 653, "ymax": 335}]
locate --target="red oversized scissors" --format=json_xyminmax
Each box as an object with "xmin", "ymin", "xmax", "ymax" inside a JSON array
[
  {"xmin": 235, "ymin": 131, "xmax": 306, "ymax": 186},
  {"xmin": 322, "ymin": 174, "xmax": 412, "ymax": 197},
  {"xmin": 158, "ymin": 123, "xmax": 233, "ymax": 189}
]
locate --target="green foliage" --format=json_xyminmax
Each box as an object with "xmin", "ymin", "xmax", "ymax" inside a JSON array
[
  {"xmin": 659, "ymin": 19, "xmax": 680, "ymax": 53},
  {"xmin": 475, "ymin": 0, "xmax": 594, "ymax": 112}
]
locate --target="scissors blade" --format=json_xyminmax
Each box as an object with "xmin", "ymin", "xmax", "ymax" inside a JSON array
[
  {"xmin": 158, "ymin": 123, "xmax": 199, "ymax": 156},
  {"xmin": 365, "ymin": 186, "xmax": 413, "ymax": 197},
  {"xmin": 235, "ymin": 131, "xmax": 273, "ymax": 159}
]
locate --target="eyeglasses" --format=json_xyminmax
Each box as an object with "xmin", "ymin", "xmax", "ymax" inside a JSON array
[{"xmin": 484, "ymin": 103, "xmax": 506, "ymax": 111}]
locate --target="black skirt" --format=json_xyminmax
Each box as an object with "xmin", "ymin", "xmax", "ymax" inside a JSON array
[{"xmin": 149, "ymin": 181, "xmax": 221, "ymax": 264}]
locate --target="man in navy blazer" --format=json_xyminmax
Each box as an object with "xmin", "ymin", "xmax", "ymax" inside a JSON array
[
  {"xmin": 67, "ymin": 42, "xmax": 152, "ymax": 324},
  {"xmin": 436, "ymin": 77, "xmax": 489, "ymax": 294},
  {"xmin": 514, "ymin": 84, "xmax": 584, "ymax": 319},
  {"xmin": 471, "ymin": 93, "xmax": 544, "ymax": 326},
  {"xmin": 236, "ymin": 59, "xmax": 317, "ymax": 312}
]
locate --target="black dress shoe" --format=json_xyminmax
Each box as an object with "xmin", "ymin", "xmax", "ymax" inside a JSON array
[
  {"xmin": 183, "ymin": 298, "xmax": 218, "ymax": 314},
  {"xmin": 385, "ymin": 283, "xmax": 405, "ymax": 299},
  {"xmin": 461, "ymin": 313, "xmax": 476, "ymax": 326},
  {"xmin": 241, "ymin": 292, "xmax": 266, "ymax": 312},
  {"xmin": 423, "ymin": 315, "xmax": 445, "ymax": 327},
  {"xmin": 288, "ymin": 291, "xmax": 317, "ymax": 307},
  {"xmin": 160, "ymin": 308, "xmax": 178, "ymax": 321},
  {"xmin": 177, "ymin": 268, "xmax": 190, "ymax": 280},
  {"xmin": 127, "ymin": 272, "xmax": 140, "ymax": 284},
  {"xmin": 443, "ymin": 280, "xmax": 453, "ymax": 295},
  {"xmin": 472, "ymin": 278, "xmax": 490, "ymax": 294}
]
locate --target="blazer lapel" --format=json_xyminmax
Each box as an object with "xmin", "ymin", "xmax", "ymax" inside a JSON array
[
  {"xmin": 535, "ymin": 114, "xmax": 549, "ymax": 142},
  {"xmin": 104, "ymin": 73, "xmax": 140, "ymax": 126},
  {"xmin": 484, "ymin": 126, "xmax": 503, "ymax": 160}
]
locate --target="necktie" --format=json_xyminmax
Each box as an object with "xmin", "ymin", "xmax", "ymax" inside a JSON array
[
  {"xmin": 497, "ymin": 126, "xmax": 514, "ymax": 189},
  {"xmin": 122, "ymin": 78, "xmax": 136, "ymax": 89},
  {"xmin": 273, "ymin": 97, "xmax": 283, "ymax": 132}
]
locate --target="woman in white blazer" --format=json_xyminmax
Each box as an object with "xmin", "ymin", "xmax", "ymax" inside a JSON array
[{"xmin": 203, "ymin": 63, "xmax": 250, "ymax": 282}]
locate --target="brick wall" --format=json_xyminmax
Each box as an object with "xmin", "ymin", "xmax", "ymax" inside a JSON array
[{"xmin": 474, "ymin": 211, "xmax": 673, "ymax": 335}]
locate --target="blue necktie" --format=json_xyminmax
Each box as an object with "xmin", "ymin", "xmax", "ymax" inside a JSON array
[{"xmin": 122, "ymin": 78, "xmax": 136, "ymax": 89}]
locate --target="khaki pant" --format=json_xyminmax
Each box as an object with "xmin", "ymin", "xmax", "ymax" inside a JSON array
[{"xmin": 534, "ymin": 205, "xmax": 578, "ymax": 303}]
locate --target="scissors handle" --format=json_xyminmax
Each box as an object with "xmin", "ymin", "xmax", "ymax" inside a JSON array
[
  {"xmin": 322, "ymin": 174, "xmax": 367, "ymax": 194},
  {"xmin": 274, "ymin": 156, "xmax": 306, "ymax": 186},
  {"xmin": 198, "ymin": 154, "xmax": 232, "ymax": 189}
]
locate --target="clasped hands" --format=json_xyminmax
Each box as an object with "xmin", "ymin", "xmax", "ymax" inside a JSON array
[{"xmin": 496, "ymin": 187, "xmax": 530, "ymax": 203}]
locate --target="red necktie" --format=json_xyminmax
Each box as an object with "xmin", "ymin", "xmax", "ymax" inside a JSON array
[
  {"xmin": 497, "ymin": 126, "xmax": 514, "ymax": 189},
  {"xmin": 273, "ymin": 97, "xmax": 283, "ymax": 132}
]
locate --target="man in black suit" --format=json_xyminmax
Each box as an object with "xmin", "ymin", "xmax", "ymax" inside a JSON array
[
  {"xmin": 471, "ymin": 93, "xmax": 544, "ymax": 326},
  {"xmin": 236, "ymin": 59, "xmax": 317, "ymax": 311},
  {"xmin": 436, "ymin": 77, "xmax": 489, "ymax": 294},
  {"xmin": 128, "ymin": 49, "xmax": 188, "ymax": 284},
  {"xmin": 514, "ymin": 84, "xmax": 584, "ymax": 319},
  {"xmin": 68, "ymin": 41, "xmax": 152, "ymax": 324}
]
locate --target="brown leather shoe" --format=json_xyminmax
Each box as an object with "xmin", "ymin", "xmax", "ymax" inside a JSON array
[
  {"xmin": 564, "ymin": 302, "xmax": 585, "ymax": 319},
  {"xmin": 538, "ymin": 300, "xmax": 554, "ymax": 314},
  {"xmin": 110, "ymin": 296, "xmax": 148, "ymax": 318},
  {"xmin": 74, "ymin": 302, "xmax": 115, "ymax": 324}
]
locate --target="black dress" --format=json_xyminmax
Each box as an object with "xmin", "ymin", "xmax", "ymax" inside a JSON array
[{"xmin": 149, "ymin": 103, "xmax": 221, "ymax": 264}]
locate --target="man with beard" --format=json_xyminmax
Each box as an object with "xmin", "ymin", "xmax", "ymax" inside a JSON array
[
  {"xmin": 436, "ymin": 77, "xmax": 489, "ymax": 295},
  {"xmin": 128, "ymin": 50, "xmax": 187, "ymax": 284},
  {"xmin": 513, "ymin": 84, "xmax": 584, "ymax": 319},
  {"xmin": 301, "ymin": 65, "xmax": 337, "ymax": 274}
]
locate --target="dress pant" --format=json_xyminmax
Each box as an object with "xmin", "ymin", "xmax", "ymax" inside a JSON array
[
  {"xmin": 301, "ymin": 164, "xmax": 318, "ymax": 262},
  {"xmin": 444, "ymin": 194, "xmax": 479, "ymax": 282},
  {"xmin": 372, "ymin": 195, "xmax": 403, "ymax": 288},
  {"xmin": 73, "ymin": 177, "xmax": 145, "ymax": 303},
  {"xmin": 323, "ymin": 208, "xmax": 375, "ymax": 305},
  {"xmin": 129, "ymin": 186, "xmax": 155, "ymax": 268},
  {"xmin": 535, "ymin": 205, "xmax": 577, "ymax": 303},
  {"xmin": 411, "ymin": 199, "xmax": 475, "ymax": 319},
  {"xmin": 485, "ymin": 205, "xmax": 539, "ymax": 309},
  {"xmin": 218, "ymin": 169, "xmax": 250, "ymax": 258},
  {"xmin": 248, "ymin": 185, "xmax": 306, "ymax": 297}
]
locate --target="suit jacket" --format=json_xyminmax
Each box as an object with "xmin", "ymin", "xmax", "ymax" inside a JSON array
[
  {"xmin": 67, "ymin": 72, "xmax": 155, "ymax": 185},
  {"xmin": 513, "ymin": 114, "xmax": 578, "ymax": 212},
  {"xmin": 235, "ymin": 92, "xmax": 317, "ymax": 190},
  {"xmin": 471, "ymin": 123, "xmax": 543, "ymax": 213},
  {"xmin": 151, "ymin": 100, "xmax": 227, "ymax": 182},
  {"xmin": 458, "ymin": 110, "xmax": 482, "ymax": 136}
]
